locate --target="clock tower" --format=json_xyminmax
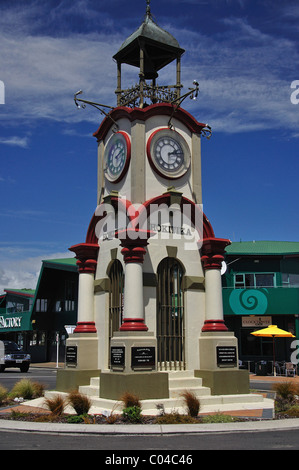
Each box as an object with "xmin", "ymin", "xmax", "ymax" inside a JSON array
[{"xmin": 58, "ymin": 1, "xmax": 251, "ymax": 406}]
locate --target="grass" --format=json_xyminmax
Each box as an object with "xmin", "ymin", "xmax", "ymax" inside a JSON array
[
  {"xmin": 0, "ymin": 385, "xmax": 8, "ymax": 405},
  {"xmin": 9, "ymin": 379, "xmax": 45, "ymax": 400}
]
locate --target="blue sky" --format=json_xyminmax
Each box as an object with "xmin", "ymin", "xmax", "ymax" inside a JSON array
[{"xmin": 0, "ymin": 0, "xmax": 298, "ymax": 293}]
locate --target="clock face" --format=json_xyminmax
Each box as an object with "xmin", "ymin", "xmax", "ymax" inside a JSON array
[
  {"xmin": 104, "ymin": 132, "xmax": 131, "ymax": 183},
  {"xmin": 147, "ymin": 129, "xmax": 191, "ymax": 179}
]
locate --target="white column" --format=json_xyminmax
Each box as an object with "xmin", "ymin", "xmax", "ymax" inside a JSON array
[
  {"xmin": 69, "ymin": 243, "xmax": 99, "ymax": 334},
  {"xmin": 123, "ymin": 262, "xmax": 144, "ymax": 321},
  {"xmin": 201, "ymin": 238, "xmax": 230, "ymax": 332}
]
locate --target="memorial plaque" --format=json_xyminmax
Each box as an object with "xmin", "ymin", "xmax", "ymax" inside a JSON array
[
  {"xmin": 216, "ymin": 346, "xmax": 237, "ymax": 367},
  {"xmin": 66, "ymin": 345, "xmax": 77, "ymax": 366},
  {"xmin": 131, "ymin": 347, "xmax": 155, "ymax": 367},
  {"xmin": 111, "ymin": 346, "xmax": 125, "ymax": 366}
]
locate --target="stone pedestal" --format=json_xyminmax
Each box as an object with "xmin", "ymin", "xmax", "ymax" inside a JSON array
[
  {"xmin": 55, "ymin": 333, "xmax": 100, "ymax": 392},
  {"xmin": 110, "ymin": 331, "xmax": 157, "ymax": 372},
  {"xmin": 197, "ymin": 331, "xmax": 249, "ymax": 395},
  {"xmin": 103, "ymin": 331, "xmax": 169, "ymax": 400}
]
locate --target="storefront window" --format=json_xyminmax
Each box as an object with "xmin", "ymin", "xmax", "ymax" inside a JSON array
[
  {"xmin": 36, "ymin": 299, "xmax": 48, "ymax": 312},
  {"xmin": 234, "ymin": 273, "xmax": 274, "ymax": 288}
]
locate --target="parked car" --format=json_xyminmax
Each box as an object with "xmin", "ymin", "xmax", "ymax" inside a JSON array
[{"xmin": 0, "ymin": 340, "xmax": 31, "ymax": 372}]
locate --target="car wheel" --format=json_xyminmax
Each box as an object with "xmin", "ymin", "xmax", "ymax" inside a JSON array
[
  {"xmin": 20, "ymin": 364, "xmax": 29, "ymax": 373},
  {"xmin": 0, "ymin": 365, "xmax": 5, "ymax": 372}
]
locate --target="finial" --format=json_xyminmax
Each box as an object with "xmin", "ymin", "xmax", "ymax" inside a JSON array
[{"xmin": 146, "ymin": 0, "xmax": 151, "ymax": 18}]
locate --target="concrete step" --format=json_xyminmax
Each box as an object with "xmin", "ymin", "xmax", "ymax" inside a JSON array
[
  {"xmin": 43, "ymin": 390, "xmax": 274, "ymax": 418},
  {"xmin": 168, "ymin": 370, "xmax": 211, "ymax": 398}
]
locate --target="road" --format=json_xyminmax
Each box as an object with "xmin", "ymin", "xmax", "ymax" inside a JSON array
[
  {"xmin": 0, "ymin": 366, "xmax": 57, "ymax": 391},
  {"xmin": 0, "ymin": 428, "xmax": 299, "ymax": 451}
]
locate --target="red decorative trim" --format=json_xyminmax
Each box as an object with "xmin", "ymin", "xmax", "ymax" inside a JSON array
[
  {"xmin": 137, "ymin": 194, "xmax": 215, "ymax": 239},
  {"xmin": 201, "ymin": 254, "xmax": 224, "ymax": 270},
  {"xmin": 85, "ymin": 197, "xmax": 134, "ymax": 244},
  {"xmin": 201, "ymin": 320, "xmax": 228, "ymax": 332},
  {"xmin": 69, "ymin": 243, "xmax": 99, "ymax": 273},
  {"xmin": 121, "ymin": 245, "xmax": 147, "ymax": 263},
  {"xmin": 119, "ymin": 318, "xmax": 148, "ymax": 331},
  {"xmin": 74, "ymin": 321, "xmax": 97, "ymax": 333},
  {"xmin": 76, "ymin": 258, "xmax": 98, "ymax": 274},
  {"xmin": 116, "ymin": 228, "xmax": 153, "ymax": 263},
  {"xmin": 93, "ymin": 103, "xmax": 207, "ymax": 142},
  {"xmin": 201, "ymin": 237, "xmax": 231, "ymax": 270}
]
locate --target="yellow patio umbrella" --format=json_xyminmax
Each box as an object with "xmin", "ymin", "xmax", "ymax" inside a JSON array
[{"xmin": 251, "ymin": 325, "xmax": 295, "ymax": 376}]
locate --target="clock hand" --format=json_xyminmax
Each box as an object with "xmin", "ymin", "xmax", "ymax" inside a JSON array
[
  {"xmin": 168, "ymin": 150, "xmax": 183, "ymax": 156},
  {"xmin": 114, "ymin": 148, "xmax": 124, "ymax": 160}
]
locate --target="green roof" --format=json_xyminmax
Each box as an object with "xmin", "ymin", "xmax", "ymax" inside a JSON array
[
  {"xmin": 43, "ymin": 258, "xmax": 77, "ymax": 266},
  {"xmin": 4, "ymin": 289, "xmax": 35, "ymax": 297},
  {"xmin": 225, "ymin": 241, "xmax": 299, "ymax": 256}
]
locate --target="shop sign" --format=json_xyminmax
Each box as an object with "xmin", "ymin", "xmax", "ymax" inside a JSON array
[
  {"xmin": 0, "ymin": 312, "xmax": 32, "ymax": 332},
  {"xmin": 242, "ymin": 316, "xmax": 272, "ymax": 328},
  {"xmin": 0, "ymin": 315, "xmax": 22, "ymax": 329}
]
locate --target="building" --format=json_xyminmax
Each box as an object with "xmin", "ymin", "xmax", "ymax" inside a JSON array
[
  {"xmin": 0, "ymin": 288, "xmax": 35, "ymax": 352},
  {"xmin": 0, "ymin": 258, "xmax": 78, "ymax": 363},
  {"xmin": 222, "ymin": 241, "xmax": 299, "ymax": 372}
]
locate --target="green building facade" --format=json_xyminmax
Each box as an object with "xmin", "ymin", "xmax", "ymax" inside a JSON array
[{"xmin": 222, "ymin": 241, "xmax": 299, "ymax": 371}]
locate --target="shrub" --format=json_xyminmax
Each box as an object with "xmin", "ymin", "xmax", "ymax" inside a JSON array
[
  {"xmin": 201, "ymin": 413, "xmax": 234, "ymax": 423},
  {"xmin": 44, "ymin": 394, "xmax": 66, "ymax": 416},
  {"xmin": 9, "ymin": 379, "xmax": 40, "ymax": 400},
  {"xmin": 284, "ymin": 405, "xmax": 299, "ymax": 418},
  {"xmin": 67, "ymin": 390, "xmax": 92, "ymax": 416},
  {"xmin": 122, "ymin": 405, "xmax": 142, "ymax": 423},
  {"xmin": 272, "ymin": 381, "xmax": 297, "ymax": 399},
  {"xmin": 272, "ymin": 381, "xmax": 298, "ymax": 413},
  {"xmin": 120, "ymin": 391, "xmax": 141, "ymax": 409},
  {"xmin": 67, "ymin": 414, "xmax": 86, "ymax": 424},
  {"xmin": 0, "ymin": 385, "xmax": 8, "ymax": 405},
  {"xmin": 155, "ymin": 411, "xmax": 197, "ymax": 424},
  {"xmin": 181, "ymin": 390, "xmax": 200, "ymax": 417}
]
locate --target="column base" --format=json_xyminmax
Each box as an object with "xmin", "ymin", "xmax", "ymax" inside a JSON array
[
  {"xmin": 120, "ymin": 318, "xmax": 148, "ymax": 331},
  {"xmin": 195, "ymin": 369, "xmax": 249, "ymax": 395},
  {"xmin": 201, "ymin": 320, "xmax": 228, "ymax": 332},
  {"xmin": 74, "ymin": 321, "xmax": 97, "ymax": 333}
]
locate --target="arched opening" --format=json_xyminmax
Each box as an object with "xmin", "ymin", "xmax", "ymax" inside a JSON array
[
  {"xmin": 108, "ymin": 260, "xmax": 124, "ymax": 358},
  {"xmin": 157, "ymin": 257, "xmax": 185, "ymax": 370}
]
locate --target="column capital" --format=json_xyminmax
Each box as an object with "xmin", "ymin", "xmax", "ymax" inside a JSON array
[
  {"xmin": 69, "ymin": 243, "xmax": 99, "ymax": 273},
  {"xmin": 116, "ymin": 229, "xmax": 153, "ymax": 264},
  {"xmin": 200, "ymin": 238, "xmax": 231, "ymax": 270}
]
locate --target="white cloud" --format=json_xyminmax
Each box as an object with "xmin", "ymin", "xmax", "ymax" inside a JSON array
[
  {"xmin": 0, "ymin": 250, "xmax": 74, "ymax": 294},
  {"xmin": 0, "ymin": 136, "xmax": 29, "ymax": 147},
  {"xmin": 0, "ymin": 1, "xmax": 298, "ymax": 136}
]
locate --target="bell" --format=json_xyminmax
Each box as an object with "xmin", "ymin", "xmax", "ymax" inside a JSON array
[{"xmin": 144, "ymin": 62, "xmax": 159, "ymax": 80}]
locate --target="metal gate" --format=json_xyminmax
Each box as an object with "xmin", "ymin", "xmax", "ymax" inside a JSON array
[
  {"xmin": 108, "ymin": 260, "xmax": 124, "ymax": 357},
  {"xmin": 157, "ymin": 258, "xmax": 185, "ymax": 370}
]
